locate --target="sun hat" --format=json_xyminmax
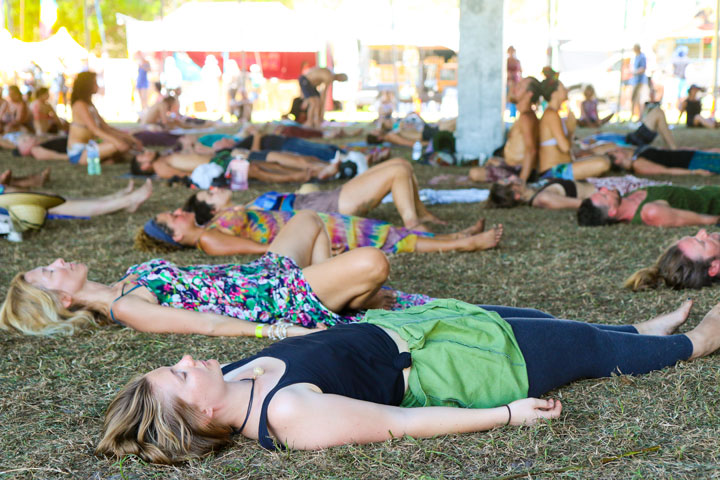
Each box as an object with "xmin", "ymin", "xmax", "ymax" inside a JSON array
[{"xmin": 0, "ymin": 192, "xmax": 65, "ymax": 231}]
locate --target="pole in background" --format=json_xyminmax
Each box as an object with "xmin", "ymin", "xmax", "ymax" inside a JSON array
[
  {"xmin": 95, "ymin": 0, "xmax": 106, "ymax": 53},
  {"xmin": 711, "ymin": 0, "xmax": 720, "ymax": 117},
  {"xmin": 83, "ymin": 0, "xmax": 90, "ymax": 66},
  {"xmin": 19, "ymin": 0, "xmax": 24, "ymax": 40}
]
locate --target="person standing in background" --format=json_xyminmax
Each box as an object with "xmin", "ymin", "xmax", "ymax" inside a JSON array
[
  {"xmin": 136, "ymin": 53, "xmax": 151, "ymax": 112},
  {"xmin": 631, "ymin": 44, "xmax": 648, "ymax": 121},
  {"xmin": 506, "ymin": 46, "xmax": 522, "ymax": 119}
]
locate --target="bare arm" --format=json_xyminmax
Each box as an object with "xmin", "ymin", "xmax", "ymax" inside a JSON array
[
  {"xmin": 112, "ymin": 294, "xmax": 316, "ymax": 337},
  {"xmin": 531, "ymin": 191, "xmax": 582, "ymax": 210},
  {"xmin": 197, "ymin": 229, "xmax": 269, "ymax": 256},
  {"xmin": 269, "ymin": 388, "xmax": 562, "ymax": 450},
  {"xmin": 640, "ymin": 202, "xmax": 720, "ymax": 227},
  {"xmin": 73, "ymin": 102, "xmax": 127, "ymax": 146},
  {"xmin": 518, "ymin": 116, "xmax": 538, "ymax": 182},
  {"xmin": 152, "ymin": 158, "xmax": 192, "ymax": 179},
  {"xmin": 633, "ymin": 158, "xmax": 713, "ymax": 176}
]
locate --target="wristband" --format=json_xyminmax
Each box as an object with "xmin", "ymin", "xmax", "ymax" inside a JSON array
[
  {"xmin": 255, "ymin": 324, "xmax": 264, "ymax": 338},
  {"xmin": 504, "ymin": 404, "xmax": 511, "ymax": 426}
]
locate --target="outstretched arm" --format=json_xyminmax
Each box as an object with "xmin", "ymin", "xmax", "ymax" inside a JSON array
[
  {"xmin": 640, "ymin": 201, "xmax": 720, "ymax": 227},
  {"xmin": 633, "ymin": 158, "xmax": 713, "ymax": 176},
  {"xmin": 268, "ymin": 388, "xmax": 562, "ymax": 450},
  {"xmin": 197, "ymin": 229, "xmax": 269, "ymax": 256},
  {"xmin": 112, "ymin": 294, "xmax": 315, "ymax": 337}
]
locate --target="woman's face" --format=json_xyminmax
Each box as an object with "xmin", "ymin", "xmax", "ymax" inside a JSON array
[
  {"xmin": 147, "ymin": 355, "xmax": 226, "ymax": 413},
  {"xmin": 677, "ymin": 229, "xmax": 720, "ymax": 262},
  {"xmin": 196, "ymin": 188, "xmax": 232, "ymax": 211},
  {"xmin": 24, "ymin": 258, "xmax": 88, "ymax": 295},
  {"xmin": 554, "ymin": 82, "xmax": 568, "ymax": 102},
  {"xmin": 155, "ymin": 209, "xmax": 197, "ymax": 243}
]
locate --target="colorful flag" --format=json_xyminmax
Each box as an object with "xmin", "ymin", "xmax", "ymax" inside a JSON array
[{"xmin": 39, "ymin": 0, "xmax": 58, "ymax": 38}]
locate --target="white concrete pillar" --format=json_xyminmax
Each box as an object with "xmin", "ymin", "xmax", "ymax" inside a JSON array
[{"xmin": 456, "ymin": 0, "xmax": 504, "ymax": 160}]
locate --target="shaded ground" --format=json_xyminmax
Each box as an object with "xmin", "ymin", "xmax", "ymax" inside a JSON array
[{"xmin": 1, "ymin": 126, "xmax": 720, "ymax": 479}]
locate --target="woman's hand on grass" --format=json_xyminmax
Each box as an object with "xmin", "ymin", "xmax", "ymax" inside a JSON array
[{"xmin": 507, "ymin": 398, "xmax": 562, "ymax": 426}]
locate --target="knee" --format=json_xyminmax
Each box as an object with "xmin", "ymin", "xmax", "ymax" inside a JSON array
[
  {"xmin": 352, "ymin": 247, "xmax": 390, "ymax": 284},
  {"xmin": 293, "ymin": 209, "xmax": 324, "ymax": 229},
  {"xmin": 468, "ymin": 167, "xmax": 486, "ymax": 182}
]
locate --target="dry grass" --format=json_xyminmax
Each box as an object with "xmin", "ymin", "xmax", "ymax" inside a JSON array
[{"xmin": 2, "ymin": 126, "xmax": 720, "ymax": 479}]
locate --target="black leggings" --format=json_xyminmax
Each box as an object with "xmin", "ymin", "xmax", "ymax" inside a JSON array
[{"xmin": 479, "ymin": 305, "xmax": 693, "ymax": 398}]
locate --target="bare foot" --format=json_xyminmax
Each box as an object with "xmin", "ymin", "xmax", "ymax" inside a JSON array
[
  {"xmin": 317, "ymin": 161, "xmax": 340, "ymax": 181},
  {"xmin": 687, "ymin": 302, "xmax": 720, "ymax": 360},
  {"xmin": 124, "ymin": 179, "xmax": 153, "ymax": 212},
  {"xmin": 112, "ymin": 180, "xmax": 135, "ymax": 199},
  {"xmin": 634, "ymin": 299, "xmax": 693, "ymax": 336},
  {"xmin": 38, "ymin": 167, "xmax": 51, "ymax": 186},
  {"xmin": 459, "ymin": 218, "xmax": 485, "ymax": 237},
  {"xmin": 361, "ymin": 289, "xmax": 396, "ymax": 310},
  {"xmin": 460, "ymin": 224, "xmax": 503, "ymax": 252},
  {"xmin": 418, "ymin": 212, "xmax": 448, "ymax": 226},
  {"xmin": 0, "ymin": 170, "xmax": 12, "ymax": 185}
]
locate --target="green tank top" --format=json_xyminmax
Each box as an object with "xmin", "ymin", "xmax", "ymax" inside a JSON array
[
  {"xmin": 631, "ymin": 186, "xmax": 720, "ymax": 225},
  {"xmin": 364, "ymin": 299, "xmax": 529, "ymax": 409}
]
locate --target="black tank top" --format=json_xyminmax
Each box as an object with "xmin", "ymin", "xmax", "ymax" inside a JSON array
[
  {"xmin": 529, "ymin": 179, "xmax": 578, "ymax": 206},
  {"xmin": 221, "ymin": 323, "xmax": 410, "ymax": 450},
  {"xmin": 625, "ymin": 124, "xmax": 657, "ymax": 147},
  {"xmin": 685, "ymin": 100, "xmax": 702, "ymax": 127},
  {"xmin": 636, "ymin": 147, "xmax": 693, "ymax": 169}
]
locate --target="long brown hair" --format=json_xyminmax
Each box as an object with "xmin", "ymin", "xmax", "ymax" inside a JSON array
[
  {"xmin": 97, "ymin": 375, "xmax": 233, "ymax": 464},
  {"xmin": 625, "ymin": 245, "xmax": 715, "ymax": 291}
]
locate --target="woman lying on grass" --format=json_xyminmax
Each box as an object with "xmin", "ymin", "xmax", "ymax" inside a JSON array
[
  {"xmin": 626, "ymin": 228, "xmax": 720, "ymax": 290},
  {"xmin": 0, "ymin": 211, "xmax": 430, "ymax": 336},
  {"xmin": 136, "ymin": 206, "xmax": 500, "ymax": 256},
  {"xmin": 96, "ymin": 297, "xmax": 720, "ymax": 464},
  {"xmin": 185, "ymin": 158, "xmax": 449, "ymax": 231}
]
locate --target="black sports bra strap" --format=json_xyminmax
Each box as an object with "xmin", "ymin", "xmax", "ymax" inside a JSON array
[{"xmin": 109, "ymin": 282, "xmax": 142, "ymax": 324}]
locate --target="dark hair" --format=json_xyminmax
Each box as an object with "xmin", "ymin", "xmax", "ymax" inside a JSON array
[
  {"xmin": 539, "ymin": 77, "xmax": 560, "ymax": 103},
  {"xmin": 162, "ymin": 96, "xmax": 177, "ymax": 106},
  {"xmin": 288, "ymin": 97, "xmax": 307, "ymax": 123},
  {"xmin": 130, "ymin": 155, "xmax": 154, "ymax": 177},
  {"xmin": 524, "ymin": 76, "xmax": 542, "ymax": 104},
  {"xmin": 577, "ymin": 198, "xmax": 616, "ymax": 226},
  {"xmin": 625, "ymin": 245, "xmax": 716, "ymax": 291},
  {"xmin": 8, "ymin": 85, "xmax": 22, "ymax": 97},
  {"xmin": 35, "ymin": 87, "xmax": 49, "ymax": 99},
  {"xmin": 182, "ymin": 193, "xmax": 215, "ymax": 226},
  {"xmin": 71, "ymin": 71, "xmax": 97, "ymax": 105},
  {"xmin": 367, "ymin": 133, "xmax": 382, "ymax": 145},
  {"xmin": 488, "ymin": 183, "xmax": 524, "ymax": 208}
]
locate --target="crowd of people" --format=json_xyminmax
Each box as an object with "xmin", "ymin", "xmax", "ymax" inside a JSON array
[{"xmin": 2, "ymin": 51, "xmax": 720, "ymax": 471}]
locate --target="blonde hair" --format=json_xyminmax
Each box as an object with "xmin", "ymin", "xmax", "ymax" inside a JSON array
[
  {"xmin": 133, "ymin": 226, "xmax": 182, "ymax": 253},
  {"xmin": 0, "ymin": 272, "xmax": 101, "ymax": 336},
  {"xmin": 97, "ymin": 374, "xmax": 232, "ymax": 464},
  {"xmin": 625, "ymin": 245, "xmax": 714, "ymax": 291}
]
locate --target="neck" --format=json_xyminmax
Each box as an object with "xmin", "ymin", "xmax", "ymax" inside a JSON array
[
  {"xmin": 213, "ymin": 378, "xmax": 256, "ymax": 433},
  {"xmin": 615, "ymin": 194, "xmax": 643, "ymax": 222},
  {"xmin": 548, "ymin": 97, "xmax": 563, "ymax": 110},
  {"xmin": 519, "ymin": 186, "xmax": 535, "ymax": 203},
  {"xmin": 73, "ymin": 280, "xmax": 120, "ymax": 317},
  {"xmin": 182, "ymin": 225, "xmax": 205, "ymax": 247},
  {"xmin": 516, "ymin": 97, "xmax": 534, "ymax": 114}
]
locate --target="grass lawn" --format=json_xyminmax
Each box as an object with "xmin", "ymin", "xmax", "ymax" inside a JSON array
[{"xmin": 1, "ymin": 125, "xmax": 720, "ymax": 479}]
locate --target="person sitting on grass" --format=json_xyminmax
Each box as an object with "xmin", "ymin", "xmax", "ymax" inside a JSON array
[
  {"xmin": 139, "ymin": 96, "xmax": 186, "ymax": 130},
  {"xmin": 577, "ymin": 85, "xmax": 613, "ymax": 128},
  {"xmin": 537, "ymin": 78, "xmax": 612, "ymax": 181},
  {"xmin": 468, "ymin": 76, "xmax": 541, "ymax": 184},
  {"xmin": 68, "ymin": 71, "xmax": 144, "ymax": 165},
  {"xmin": 679, "ymin": 85, "xmax": 717, "ymax": 129},
  {"xmin": 95, "ymin": 296, "xmax": 720, "ymax": 465},
  {"xmin": 577, "ymin": 185, "xmax": 720, "ymax": 227},
  {"xmin": 625, "ymin": 228, "xmax": 720, "ymax": 291},
  {"xmin": 488, "ymin": 176, "xmax": 664, "ymax": 210},
  {"xmin": 29, "ymin": 87, "xmax": 68, "ymax": 135},
  {"xmin": 605, "ymin": 145, "xmax": 720, "ymax": 176},
  {"xmin": 184, "ymin": 158, "xmax": 448, "ymax": 231},
  {"xmin": 0, "ymin": 211, "xmax": 431, "ymax": 337},
  {"xmin": 135, "ymin": 204, "xmax": 499, "ymax": 256},
  {"xmin": 1, "ymin": 86, "xmax": 32, "ymax": 134},
  {"xmin": 582, "ymin": 103, "xmax": 678, "ymax": 150},
  {"xmin": 130, "ymin": 147, "xmax": 337, "ymax": 183}
]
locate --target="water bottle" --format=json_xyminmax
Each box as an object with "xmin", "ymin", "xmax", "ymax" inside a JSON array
[
  {"xmin": 412, "ymin": 141, "xmax": 423, "ymax": 161},
  {"xmin": 228, "ymin": 157, "xmax": 249, "ymax": 190},
  {"xmin": 87, "ymin": 141, "xmax": 101, "ymax": 175}
]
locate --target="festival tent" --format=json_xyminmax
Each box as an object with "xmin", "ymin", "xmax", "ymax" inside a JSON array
[
  {"xmin": 118, "ymin": 2, "xmax": 322, "ymax": 80},
  {"xmin": 0, "ymin": 27, "xmax": 90, "ymax": 73}
]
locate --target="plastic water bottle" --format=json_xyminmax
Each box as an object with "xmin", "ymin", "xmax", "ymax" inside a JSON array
[
  {"xmin": 228, "ymin": 157, "xmax": 249, "ymax": 190},
  {"xmin": 412, "ymin": 141, "xmax": 423, "ymax": 161},
  {"xmin": 87, "ymin": 141, "xmax": 101, "ymax": 175}
]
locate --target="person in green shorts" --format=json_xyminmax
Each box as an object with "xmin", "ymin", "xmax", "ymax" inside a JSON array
[
  {"xmin": 577, "ymin": 185, "xmax": 720, "ymax": 227},
  {"xmin": 96, "ymin": 297, "xmax": 720, "ymax": 464}
]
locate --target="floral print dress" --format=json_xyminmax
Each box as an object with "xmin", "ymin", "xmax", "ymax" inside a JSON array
[{"xmin": 120, "ymin": 254, "xmax": 432, "ymax": 328}]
